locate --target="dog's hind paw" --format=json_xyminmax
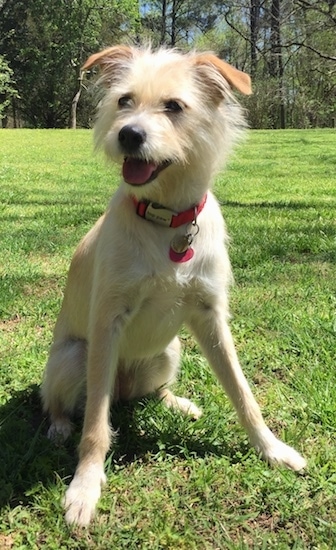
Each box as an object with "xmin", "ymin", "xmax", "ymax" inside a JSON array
[
  {"xmin": 160, "ymin": 389, "xmax": 202, "ymax": 420},
  {"xmin": 173, "ymin": 396, "xmax": 203, "ymax": 420},
  {"xmin": 64, "ymin": 465, "xmax": 106, "ymax": 527},
  {"xmin": 47, "ymin": 418, "xmax": 73, "ymax": 443}
]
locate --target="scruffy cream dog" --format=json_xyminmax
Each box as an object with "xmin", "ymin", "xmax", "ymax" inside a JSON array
[{"xmin": 41, "ymin": 45, "xmax": 306, "ymax": 526}]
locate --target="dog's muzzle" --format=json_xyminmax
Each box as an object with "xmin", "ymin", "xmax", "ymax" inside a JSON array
[{"xmin": 119, "ymin": 124, "xmax": 171, "ymax": 186}]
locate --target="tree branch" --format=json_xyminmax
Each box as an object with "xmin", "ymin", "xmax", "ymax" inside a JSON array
[
  {"xmin": 288, "ymin": 41, "xmax": 336, "ymax": 61},
  {"xmin": 295, "ymin": 0, "xmax": 336, "ymax": 24}
]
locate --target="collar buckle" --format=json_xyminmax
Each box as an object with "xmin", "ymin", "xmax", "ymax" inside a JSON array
[{"xmin": 143, "ymin": 202, "xmax": 177, "ymax": 227}]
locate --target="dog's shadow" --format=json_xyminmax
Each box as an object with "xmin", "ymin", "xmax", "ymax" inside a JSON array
[{"xmin": 0, "ymin": 384, "xmax": 249, "ymax": 510}]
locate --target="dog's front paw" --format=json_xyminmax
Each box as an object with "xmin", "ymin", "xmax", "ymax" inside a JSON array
[
  {"xmin": 64, "ymin": 466, "xmax": 106, "ymax": 527},
  {"xmin": 253, "ymin": 428, "xmax": 306, "ymax": 471},
  {"xmin": 262, "ymin": 438, "xmax": 307, "ymax": 471}
]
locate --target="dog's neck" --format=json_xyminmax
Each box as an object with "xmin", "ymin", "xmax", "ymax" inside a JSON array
[
  {"xmin": 131, "ymin": 195, "xmax": 207, "ymax": 228},
  {"xmin": 131, "ymin": 194, "xmax": 207, "ymax": 263}
]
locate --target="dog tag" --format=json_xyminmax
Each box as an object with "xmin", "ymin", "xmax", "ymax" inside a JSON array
[
  {"xmin": 170, "ymin": 233, "xmax": 193, "ymax": 254},
  {"xmin": 144, "ymin": 202, "xmax": 176, "ymax": 226}
]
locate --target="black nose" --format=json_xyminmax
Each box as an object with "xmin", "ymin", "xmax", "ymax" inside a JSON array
[{"xmin": 118, "ymin": 125, "xmax": 146, "ymax": 154}]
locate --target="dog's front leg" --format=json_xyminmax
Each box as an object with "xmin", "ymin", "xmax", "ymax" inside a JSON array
[
  {"xmin": 187, "ymin": 303, "xmax": 306, "ymax": 471},
  {"xmin": 64, "ymin": 306, "xmax": 127, "ymax": 527}
]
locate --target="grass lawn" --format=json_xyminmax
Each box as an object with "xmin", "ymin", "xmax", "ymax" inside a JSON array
[{"xmin": 0, "ymin": 128, "xmax": 335, "ymax": 549}]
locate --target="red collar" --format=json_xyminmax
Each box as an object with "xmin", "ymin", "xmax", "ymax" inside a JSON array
[{"xmin": 132, "ymin": 195, "xmax": 207, "ymax": 228}]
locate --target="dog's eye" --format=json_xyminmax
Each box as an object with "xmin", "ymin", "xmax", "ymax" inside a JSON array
[
  {"xmin": 118, "ymin": 95, "xmax": 133, "ymax": 108},
  {"xmin": 164, "ymin": 100, "xmax": 183, "ymax": 113}
]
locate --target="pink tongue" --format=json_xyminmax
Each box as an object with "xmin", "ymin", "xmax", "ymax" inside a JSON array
[{"xmin": 122, "ymin": 158, "xmax": 157, "ymax": 185}]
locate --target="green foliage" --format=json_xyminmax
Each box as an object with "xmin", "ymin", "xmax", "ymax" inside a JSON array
[
  {"xmin": 193, "ymin": 1, "xmax": 336, "ymax": 129},
  {"xmin": 0, "ymin": 0, "xmax": 140, "ymax": 127},
  {"xmin": 0, "ymin": 55, "xmax": 18, "ymax": 121},
  {"xmin": 0, "ymin": 0, "xmax": 335, "ymax": 128},
  {"xmin": 0, "ymin": 128, "xmax": 335, "ymax": 547},
  {"xmin": 141, "ymin": 0, "xmax": 222, "ymax": 46}
]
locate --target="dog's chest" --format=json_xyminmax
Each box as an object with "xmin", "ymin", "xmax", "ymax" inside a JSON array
[{"xmin": 118, "ymin": 276, "xmax": 194, "ymax": 359}]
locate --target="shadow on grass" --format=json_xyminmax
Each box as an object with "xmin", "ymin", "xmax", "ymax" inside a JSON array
[
  {"xmin": 0, "ymin": 385, "xmax": 76, "ymax": 509},
  {"xmin": 0, "ymin": 385, "xmax": 248, "ymax": 511},
  {"xmin": 221, "ymin": 198, "xmax": 336, "ymax": 210}
]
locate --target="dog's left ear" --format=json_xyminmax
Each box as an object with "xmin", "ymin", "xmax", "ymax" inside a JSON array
[
  {"xmin": 82, "ymin": 45, "xmax": 133, "ymax": 71},
  {"xmin": 195, "ymin": 53, "xmax": 252, "ymax": 97},
  {"xmin": 81, "ymin": 45, "xmax": 134, "ymax": 85}
]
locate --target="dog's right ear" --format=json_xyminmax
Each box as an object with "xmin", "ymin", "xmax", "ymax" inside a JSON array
[
  {"xmin": 82, "ymin": 45, "xmax": 133, "ymax": 85},
  {"xmin": 194, "ymin": 53, "xmax": 252, "ymax": 100}
]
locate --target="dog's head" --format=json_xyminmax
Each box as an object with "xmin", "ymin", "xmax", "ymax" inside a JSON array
[{"xmin": 83, "ymin": 46, "xmax": 251, "ymax": 195}]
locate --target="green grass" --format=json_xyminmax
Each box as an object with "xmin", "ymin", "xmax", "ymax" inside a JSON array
[{"xmin": 0, "ymin": 128, "xmax": 335, "ymax": 549}]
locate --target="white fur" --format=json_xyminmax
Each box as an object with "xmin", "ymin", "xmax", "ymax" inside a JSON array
[{"xmin": 41, "ymin": 46, "xmax": 306, "ymax": 527}]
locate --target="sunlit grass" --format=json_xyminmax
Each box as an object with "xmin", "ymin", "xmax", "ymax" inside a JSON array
[{"xmin": 0, "ymin": 129, "xmax": 335, "ymax": 548}]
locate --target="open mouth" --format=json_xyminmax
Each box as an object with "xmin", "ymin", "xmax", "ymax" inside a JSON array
[{"xmin": 122, "ymin": 157, "xmax": 171, "ymax": 186}]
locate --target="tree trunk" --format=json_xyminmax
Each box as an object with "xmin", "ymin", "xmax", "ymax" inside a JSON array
[
  {"xmin": 278, "ymin": 45, "xmax": 285, "ymax": 129},
  {"xmin": 161, "ymin": 0, "xmax": 167, "ymax": 44},
  {"xmin": 171, "ymin": 0, "xmax": 177, "ymax": 46},
  {"xmin": 12, "ymin": 97, "xmax": 18, "ymax": 128},
  {"xmin": 250, "ymin": 0, "xmax": 260, "ymax": 77},
  {"xmin": 70, "ymin": 70, "xmax": 84, "ymax": 130},
  {"xmin": 270, "ymin": 0, "xmax": 286, "ymax": 128}
]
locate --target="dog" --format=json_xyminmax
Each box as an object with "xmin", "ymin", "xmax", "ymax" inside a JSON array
[{"xmin": 41, "ymin": 45, "xmax": 306, "ymax": 527}]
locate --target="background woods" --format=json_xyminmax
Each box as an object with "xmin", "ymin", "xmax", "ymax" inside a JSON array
[{"xmin": 0, "ymin": 0, "xmax": 335, "ymax": 129}]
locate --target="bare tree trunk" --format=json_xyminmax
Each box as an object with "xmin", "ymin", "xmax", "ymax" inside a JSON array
[
  {"xmin": 161, "ymin": 0, "xmax": 167, "ymax": 44},
  {"xmin": 70, "ymin": 70, "xmax": 84, "ymax": 130},
  {"xmin": 270, "ymin": 0, "xmax": 286, "ymax": 128},
  {"xmin": 250, "ymin": 0, "xmax": 260, "ymax": 77},
  {"xmin": 12, "ymin": 97, "xmax": 18, "ymax": 128},
  {"xmin": 171, "ymin": 0, "xmax": 177, "ymax": 46},
  {"xmin": 278, "ymin": 44, "xmax": 285, "ymax": 129}
]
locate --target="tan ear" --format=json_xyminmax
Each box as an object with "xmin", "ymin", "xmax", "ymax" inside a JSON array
[
  {"xmin": 195, "ymin": 53, "xmax": 252, "ymax": 96},
  {"xmin": 82, "ymin": 45, "xmax": 133, "ymax": 72}
]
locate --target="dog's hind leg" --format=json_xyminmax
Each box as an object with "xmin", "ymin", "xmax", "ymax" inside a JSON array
[
  {"xmin": 131, "ymin": 337, "xmax": 202, "ymax": 419},
  {"xmin": 41, "ymin": 339, "xmax": 87, "ymax": 441}
]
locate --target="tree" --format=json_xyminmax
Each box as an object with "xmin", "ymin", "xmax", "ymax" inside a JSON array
[
  {"xmin": 0, "ymin": 55, "xmax": 18, "ymax": 127},
  {"xmin": 141, "ymin": 0, "xmax": 222, "ymax": 46},
  {"xmin": 268, "ymin": 0, "xmax": 285, "ymax": 128},
  {"xmin": 250, "ymin": 0, "xmax": 261, "ymax": 78},
  {"xmin": 0, "ymin": 0, "xmax": 140, "ymax": 128},
  {"xmin": 221, "ymin": 0, "xmax": 336, "ymax": 128},
  {"xmin": 0, "ymin": 0, "xmax": 334, "ymax": 128}
]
